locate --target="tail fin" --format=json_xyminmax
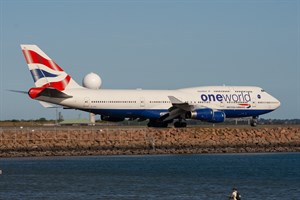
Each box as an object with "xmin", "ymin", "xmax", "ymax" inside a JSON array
[{"xmin": 21, "ymin": 44, "xmax": 81, "ymax": 90}]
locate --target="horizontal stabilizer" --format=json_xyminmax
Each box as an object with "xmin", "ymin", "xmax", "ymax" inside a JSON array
[
  {"xmin": 38, "ymin": 88, "xmax": 73, "ymax": 98},
  {"xmin": 38, "ymin": 101, "xmax": 60, "ymax": 108},
  {"xmin": 28, "ymin": 87, "xmax": 73, "ymax": 99}
]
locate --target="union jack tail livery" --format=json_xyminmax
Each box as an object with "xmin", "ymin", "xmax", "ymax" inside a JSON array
[{"xmin": 21, "ymin": 45, "xmax": 81, "ymax": 91}]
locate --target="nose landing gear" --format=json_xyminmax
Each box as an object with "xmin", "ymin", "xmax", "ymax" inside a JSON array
[{"xmin": 250, "ymin": 116, "xmax": 258, "ymax": 127}]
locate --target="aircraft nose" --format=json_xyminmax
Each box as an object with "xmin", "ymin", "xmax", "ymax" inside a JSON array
[
  {"xmin": 273, "ymin": 97, "xmax": 281, "ymax": 109},
  {"xmin": 277, "ymin": 100, "xmax": 281, "ymax": 108}
]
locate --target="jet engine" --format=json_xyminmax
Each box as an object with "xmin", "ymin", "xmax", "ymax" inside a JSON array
[
  {"xmin": 186, "ymin": 109, "xmax": 225, "ymax": 123},
  {"xmin": 82, "ymin": 72, "xmax": 102, "ymax": 89},
  {"xmin": 208, "ymin": 111, "xmax": 226, "ymax": 123}
]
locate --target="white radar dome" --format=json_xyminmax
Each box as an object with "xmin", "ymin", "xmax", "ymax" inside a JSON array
[{"xmin": 82, "ymin": 72, "xmax": 102, "ymax": 89}]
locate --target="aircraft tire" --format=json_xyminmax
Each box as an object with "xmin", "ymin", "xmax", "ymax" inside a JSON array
[
  {"xmin": 174, "ymin": 121, "xmax": 187, "ymax": 128},
  {"xmin": 147, "ymin": 120, "xmax": 168, "ymax": 128},
  {"xmin": 250, "ymin": 117, "xmax": 258, "ymax": 127},
  {"xmin": 250, "ymin": 121, "xmax": 257, "ymax": 127}
]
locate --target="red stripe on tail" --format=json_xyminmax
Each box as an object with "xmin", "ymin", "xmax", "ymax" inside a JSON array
[{"xmin": 22, "ymin": 50, "xmax": 63, "ymax": 72}]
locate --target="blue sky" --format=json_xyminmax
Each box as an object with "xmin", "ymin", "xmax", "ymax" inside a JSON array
[{"xmin": 0, "ymin": 0, "xmax": 299, "ymax": 120}]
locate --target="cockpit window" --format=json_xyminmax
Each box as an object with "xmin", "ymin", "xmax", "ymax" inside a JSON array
[{"xmin": 261, "ymin": 89, "xmax": 265, "ymax": 92}]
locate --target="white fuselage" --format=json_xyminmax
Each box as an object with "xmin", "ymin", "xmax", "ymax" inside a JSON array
[
  {"xmin": 40, "ymin": 85, "xmax": 280, "ymax": 120},
  {"xmin": 20, "ymin": 44, "xmax": 281, "ymax": 127}
]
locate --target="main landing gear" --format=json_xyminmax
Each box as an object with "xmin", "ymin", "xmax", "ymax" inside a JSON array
[
  {"xmin": 250, "ymin": 116, "xmax": 258, "ymax": 127},
  {"xmin": 147, "ymin": 120, "xmax": 168, "ymax": 128},
  {"xmin": 174, "ymin": 121, "xmax": 187, "ymax": 128}
]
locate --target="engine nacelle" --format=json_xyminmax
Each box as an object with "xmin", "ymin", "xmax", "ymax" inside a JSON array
[
  {"xmin": 186, "ymin": 109, "xmax": 225, "ymax": 123},
  {"xmin": 208, "ymin": 111, "xmax": 225, "ymax": 123},
  {"xmin": 101, "ymin": 115, "xmax": 124, "ymax": 122},
  {"xmin": 186, "ymin": 108, "xmax": 214, "ymax": 120}
]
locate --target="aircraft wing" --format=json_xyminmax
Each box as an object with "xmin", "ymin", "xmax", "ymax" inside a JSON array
[
  {"xmin": 168, "ymin": 96, "xmax": 194, "ymax": 111},
  {"xmin": 161, "ymin": 96, "xmax": 195, "ymax": 122}
]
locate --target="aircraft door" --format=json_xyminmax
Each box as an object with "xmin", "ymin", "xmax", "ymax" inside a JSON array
[
  {"xmin": 252, "ymin": 97, "xmax": 256, "ymax": 108},
  {"xmin": 83, "ymin": 97, "xmax": 90, "ymax": 108},
  {"xmin": 140, "ymin": 97, "xmax": 145, "ymax": 107}
]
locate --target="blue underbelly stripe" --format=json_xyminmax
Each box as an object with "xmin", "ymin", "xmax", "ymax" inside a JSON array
[{"xmin": 81, "ymin": 108, "xmax": 274, "ymax": 119}]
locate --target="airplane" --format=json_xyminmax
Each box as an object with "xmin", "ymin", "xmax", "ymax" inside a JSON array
[{"xmin": 20, "ymin": 44, "xmax": 280, "ymax": 128}]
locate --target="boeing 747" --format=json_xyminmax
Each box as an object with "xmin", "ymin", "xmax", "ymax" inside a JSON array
[{"xmin": 20, "ymin": 45, "xmax": 280, "ymax": 127}]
